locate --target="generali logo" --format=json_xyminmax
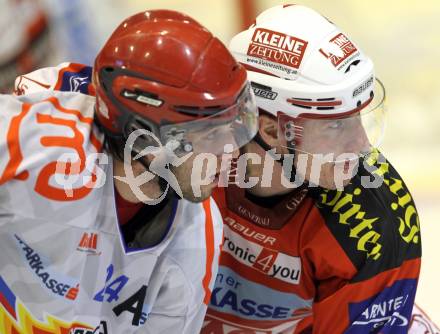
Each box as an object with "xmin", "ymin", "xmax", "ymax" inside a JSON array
[
  {"xmin": 319, "ymin": 33, "xmax": 358, "ymax": 67},
  {"xmin": 77, "ymin": 232, "xmax": 101, "ymax": 255},
  {"xmin": 247, "ymin": 28, "xmax": 308, "ymax": 69}
]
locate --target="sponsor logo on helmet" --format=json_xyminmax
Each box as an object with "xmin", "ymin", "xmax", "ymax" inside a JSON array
[
  {"xmin": 247, "ymin": 28, "xmax": 308, "ymax": 70},
  {"xmin": 353, "ymin": 76, "xmax": 374, "ymax": 98},
  {"xmin": 319, "ymin": 33, "xmax": 358, "ymax": 68},
  {"xmin": 122, "ymin": 89, "xmax": 163, "ymax": 107},
  {"xmin": 251, "ymin": 82, "xmax": 278, "ymax": 100}
]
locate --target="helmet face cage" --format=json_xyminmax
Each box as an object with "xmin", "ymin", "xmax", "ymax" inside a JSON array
[
  {"xmin": 96, "ymin": 63, "xmax": 258, "ymax": 159},
  {"xmin": 120, "ymin": 84, "xmax": 259, "ymax": 158},
  {"xmin": 276, "ymin": 79, "xmax": 386, "ymax": 163},
  {"xmin": 159, "ymin": 84, "xmax": 258, "ymax": 157}
]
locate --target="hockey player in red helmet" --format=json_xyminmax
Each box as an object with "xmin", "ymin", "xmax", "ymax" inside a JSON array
[
  {"xmin": 202, "ymin": 5, "xmax": 422, "ymax": 334},
  {"xmin": 0, "ymin": 10, "xmax": 257, "ymax": 333},
  {"xmin": 93, "ymin": 10, "xmax": 258, "ymax": 203}
]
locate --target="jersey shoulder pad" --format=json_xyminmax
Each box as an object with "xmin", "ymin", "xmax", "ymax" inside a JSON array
[
  {"xmin": 310, "ymin": 150, "xmax": 421, "ymax": 282},
  {"xmin": 14, "ymin": 63, "xmax": 94, "ymax": 96}
]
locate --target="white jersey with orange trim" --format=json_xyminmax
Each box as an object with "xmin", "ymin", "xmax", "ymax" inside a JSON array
[{"xmin": 0, "ymin": 73, "xmax": 223, "ymax": 333}]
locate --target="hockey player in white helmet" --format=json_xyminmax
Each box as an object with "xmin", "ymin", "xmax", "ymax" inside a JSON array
[
  {"xmin": 231, "ymin": 4, "xmax": 386, "ymax": 191},
  {"xmin": 202, "ymin": 5, "xmax": 423, "ymax": 334}
]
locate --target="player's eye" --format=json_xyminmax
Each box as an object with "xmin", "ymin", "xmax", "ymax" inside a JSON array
[{"xmin": 327, "ymin": 120, "xmax": 343, "ymax": 130}]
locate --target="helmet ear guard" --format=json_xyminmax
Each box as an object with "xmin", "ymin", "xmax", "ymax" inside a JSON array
[
  {"xmin": 94, "ymin": 66, "xmax": 161, "ymax": 160},
  {"xmin": 124, "ymin": 116, "xmax": 162, "ymax": 154}
]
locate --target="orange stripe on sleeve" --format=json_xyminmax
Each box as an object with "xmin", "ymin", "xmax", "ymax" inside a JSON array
[
  {"xmin": 44, "ymin": 96, "xmax": 93, "ymax": 124},
  {"xmin": 202, "ymin": 199, "xmax": 215, "ymax": 305}
]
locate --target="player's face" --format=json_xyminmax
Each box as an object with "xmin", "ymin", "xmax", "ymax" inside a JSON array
[
  {"xmin": 170, "ymin": 135, "xmax": 240, "ymax": 203},
  {"xmin": 293, "ymin": 117, "xmax": 369, "ymax": 189},
  {"xmin": 116, "ymin": 151, "xmax": 224, "ymax": 203},
  {"xmin": 170, "ymin": 152, "xmax": 219, "ymax": 203},
  {"xmin": 295, "ymin": 115, "xmax": 370, "ymax": 158},
  {"xmin": 293, "ymin": 154, "xmax": 359, "ymax": 189}
]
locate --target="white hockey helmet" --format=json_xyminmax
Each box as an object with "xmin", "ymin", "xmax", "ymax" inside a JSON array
[{"xmin": 229, "ymin": 4, "xmax": 386, "ymax": 161}]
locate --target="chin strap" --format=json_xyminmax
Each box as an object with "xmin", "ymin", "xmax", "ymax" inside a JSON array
[
  {"xmin": 95, "ymin": 113, "xmax": 174, "ymax": 199},
  {"xmin": 253, "ymin": 131, "xmax": 301, "ymax": 185}
]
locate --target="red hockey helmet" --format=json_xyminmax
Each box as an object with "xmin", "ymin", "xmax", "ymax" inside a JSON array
[{"xmin": 93, "ymin": 10, "xmax": 257, "ymax": 156}]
